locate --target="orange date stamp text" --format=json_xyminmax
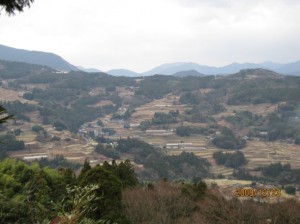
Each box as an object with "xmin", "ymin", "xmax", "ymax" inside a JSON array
[{"xmin": 235, "ymin": 188, "xmax": 281, "ymax": 197}]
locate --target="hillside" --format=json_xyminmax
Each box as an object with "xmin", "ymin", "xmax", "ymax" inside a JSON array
[
  {"xmin": 0, "ymin": 44, "xmax": 78, "ymax": 71},
  {"xmin": 1, "ymin": 61, "xmax": 300, "ymax": 224},
  {"xmin": 172, "ymin": 69, "xmax": 205, "ymax": 77},
  {"xmin": 0, "ymin": 62, "xmax": 299, "ymax": 193}
]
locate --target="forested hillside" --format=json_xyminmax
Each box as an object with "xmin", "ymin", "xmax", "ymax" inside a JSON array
[{"xmin": 1, "ymin": 61, "xmax": 300, "ymax": 223}]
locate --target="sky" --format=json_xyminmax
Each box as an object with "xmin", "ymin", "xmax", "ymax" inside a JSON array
[{"xmin": 0, "ymin": 0, "xmax": 300, "ymax": 72}]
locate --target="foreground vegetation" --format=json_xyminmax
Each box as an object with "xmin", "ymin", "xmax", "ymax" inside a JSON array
[{"xmin": 0, "ymin": 158, "xmax": 299, "ymax": 224}]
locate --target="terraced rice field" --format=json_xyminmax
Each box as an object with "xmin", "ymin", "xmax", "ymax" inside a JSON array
[
  {"xmin": 130, "ymin": 94, "xmax": 188, "ymax": 124},
  {"xmin": 243, "ymin": 140, "xmax": 300, "ymax": 169},
  {"xmin": 219, "ymin": 103, "xmax": 279, "ymax": 117}
]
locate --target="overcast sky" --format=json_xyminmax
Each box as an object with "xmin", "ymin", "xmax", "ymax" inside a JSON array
[{"xmin": 1, "ymin": 0, "xmax": 300, "ymax": 72}]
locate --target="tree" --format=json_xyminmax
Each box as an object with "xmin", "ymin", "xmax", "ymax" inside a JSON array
[
  {"xmin": 32, "ymin": 124, "xmax": 44, "ymax": 133},
  {"xmin": 0, "ymin": 105, "xmax": 13, "ymax": 125},
  {"xmin": 0, "ymin": 0, "xmax": 34, "ymax": 15},
  {"xmin": 284, "ymin": 185, "xmax": 296, "ymax": 195}
]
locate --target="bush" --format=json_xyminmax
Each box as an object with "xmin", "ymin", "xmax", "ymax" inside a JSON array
[
  {"xmin": 22, "ymin": 92, "xmax": 34, "ymax": 100},
  {"xmin": 213, "ymin": 151, "xmax": 246, "ymax": 168},
  {"xmin": 53, "ymin": 120, "xmax": 67, "ymax": 131},
  {"xmin": 95, "ymin": 144, "xmax": 120, "ymax": 159},
  {"xmin": 32, "ymin": 125, "xmax": 44, "ymax": 133},
  {"xmin": 52, "ymin": 136, "xmax": 60, "ymax": 141},
  {"xmin": 212, "ymin": 127, "xmax": 246, "ymax": 149},
  {"xmin": 284, "ymin": 185, "xmax": 296, "ymax": 195}
]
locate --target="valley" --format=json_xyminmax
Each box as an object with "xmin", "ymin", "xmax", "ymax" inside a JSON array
[{"xmin": 1, "ymin": 59, "xmax": 300, "ymax": 201}]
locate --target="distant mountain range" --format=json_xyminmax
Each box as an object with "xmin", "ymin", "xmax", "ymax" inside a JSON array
[
  {"xmin": 104, "ymin": 60, "xmax": 300, "ymax": 77},
  {"xmin": 77, "ymin": 66, "xmax": 101, "ymax": 73},
  {"xmin": 106, "ymin": 69, "xmax": 140, "ymax": 77},
  {"xmin": 1, "ymin": 44, "xmax": 300, "ymax": 76},
  {"xmin": 0, "ymin": 44, "xmax": 79, "ymax": 71},
  {"xmin": 140, "ymin": 61, "xmax": 300, "ymax": 76}
]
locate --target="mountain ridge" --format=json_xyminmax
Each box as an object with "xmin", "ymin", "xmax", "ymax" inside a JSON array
[
  {"xmin": 0, "ymin": 44, "xmax": 78, "ymax": 72},
  {"xmin": 106, "ymin": 69, "xmax": 141, "ymax": 77},
  {"xmin": 1, "ymin": 44, "xmax": 300, "ymax": 76}
]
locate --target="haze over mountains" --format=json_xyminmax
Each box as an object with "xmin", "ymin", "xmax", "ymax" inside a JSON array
[
  {"xmin": 1, "ymin": 44, "xmax": 300, "ymax": 77},
  {"xmin": 0, "ymin": 44, "xmax": 79, "ymax": 72}
]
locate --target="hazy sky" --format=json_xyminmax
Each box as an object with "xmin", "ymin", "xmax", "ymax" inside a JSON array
[{"xmin": 1, "ymin": 0, "xmax": 300, "ymax": 72}]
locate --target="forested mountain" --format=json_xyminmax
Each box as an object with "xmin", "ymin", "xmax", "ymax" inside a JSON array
[
  {"xmin": 172, "ymin": 69, "xmax": 205, "ymax": 77},
  {"xmin": 0, "ymin": 44, "xmax": 78, "ymax": 71}
]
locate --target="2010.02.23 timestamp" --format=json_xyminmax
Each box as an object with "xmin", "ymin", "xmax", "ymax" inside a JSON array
[{"xmin": 235, "ymin": 188, "xmax": 281, "ymax": 197}]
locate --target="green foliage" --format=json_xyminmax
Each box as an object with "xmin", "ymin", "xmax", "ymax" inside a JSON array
[
  {"xmin": 0, "ymin": 196, "xmax": 48, "ymax": 224},
  {"xmin": 135, "ymin": 75, "xmax": 175, "ymax": 99},
  {"xmin": 32, "ymin": 124, "xmax": 44, "ymax": 133},
  {"xmin": 261, "ymin": 163, "xmax": 291, "ymax": 177},
  {"xmin": 102, "ymin": 128, "xmax": 116, "ymax": 136},
  {"xmin": 0, "ymin": 105, "xmax": 13, "ymax": 125},
  {"xmin": 0, "ymin": 158, "xmax": 137, "ymax": 223},
  {"xmin": 139, "ymin": 120, "xmax": 151, "ymax": 131},
  {"xmin": 179, "ymin": 92, "xmax": 199, "ymax": 104},
  {"xmin": 226, "ymin": 110, "xmax": 264, "ymax": 128},
  {"xmin": 257, "ymin": 163, "xmax": 300, "ymax": 184},
  {"xmin": 52, "ymin": 120, "xmax": 67, "ymax": 131},
  {"xmin": 284, "ymin": 185, "xmax": 296, "ymax": 195},
  {"xmin": 39, "ymin": 155, "xmax": 81, "ymax": 170},
  {"xmin": 78, "ymin": 165, "xmax": 123, "ymax": 221},
  {"xmin": 11, "ymin": 71, "xmax": 133, "ymax": 132},
  {"xmin": 152, "ymin": 112, "xmax": 177, "ymax": 125},
  {"xmin": 176, "ymin": 126, "xmax": 211, "ymax": 137},
  {"xmin": 212, "ymin": 127, "xmax": 246, "ymax": 149},
  {"xmin": 213, "ymin": 151, "xmax": 247, "ymax": 168},
  {"xmin": 97, "ymin": 119, "xmax": 104, "ymax": 127},
  {"xmin": 51, "ymin": 135, "xmax": 60, "ymax": 141},
  {"xmin": 0, "ymin": 158, "xmax": 76, "ymax": 222},
  {"xmin": 135, "ymin": 75, "xmax": 217, "ymax": 99},
  {"xmin": 116, "ymin": 138, "xmax": 210, "ymax": 180},
  {"xmin": 192, "ymin": 180, "xmax": 207, "ymax": 200},
  {"xmin": 0, "ymin": 133, "xmax": 25, "ymax": 151},
  {"xmin": 13, "ymin": 128, "xmax": 22, "ymax": 136},
  {"xmin": 0, "ymin": 60, "xmax": 47, "ymax": 79},
  {"xmin": 22, "ymin": 92, "xmax": 33, "ymax": 100},
  {"xmin": 164, "ymin": 151, "xmax": 211, "ymax": 179},
  {"xmin": 102, "ymin": 160, "xmax": 138, "ymax": 188},
  {"xmin": 95, "ymin": 144, "xmax": 120, "ymax": 159},
  {"xmin": 52, "ymin": 184, "xmax": 103, "ymax": 222},
  {"xmin": 176, "ymin": 126, "xmax": 192, "ymax": 136},
  {"xmin": 116, "ymin": 138, "xmax": 155, "ymax": 154},
  {"xmin": 227, "ymin": 77, "xmax": 300, "ymax": 105},
  {"xmin": 1, "ymin": 101, "xmax": 34, "ymax": 122},
  {"xmin": 232, "ymin": 168, "xmax": 254, "ymax": 180}
]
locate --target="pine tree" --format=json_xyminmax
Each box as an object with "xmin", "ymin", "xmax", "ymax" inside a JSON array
[{"xmin": 0, "ymin": 0, "xmax": 34, "ymax": 15}]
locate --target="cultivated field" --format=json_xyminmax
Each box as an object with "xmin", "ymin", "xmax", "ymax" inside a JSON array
[{"xmin": 0, "ymin": 87, "xmax": 37, "ymax": 104}]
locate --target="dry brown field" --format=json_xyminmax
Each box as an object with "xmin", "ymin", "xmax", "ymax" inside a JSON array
[
  {"xmin": 0, "ymin": 87, "xmax": 37, "ymax": 104},
  {"xmin": 130, "ymin": 94, "xmax": 189, "ymax": 124},
  {"xmin": 20, "ymin": 83, "xmax": 49, "ymax": 91}
]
